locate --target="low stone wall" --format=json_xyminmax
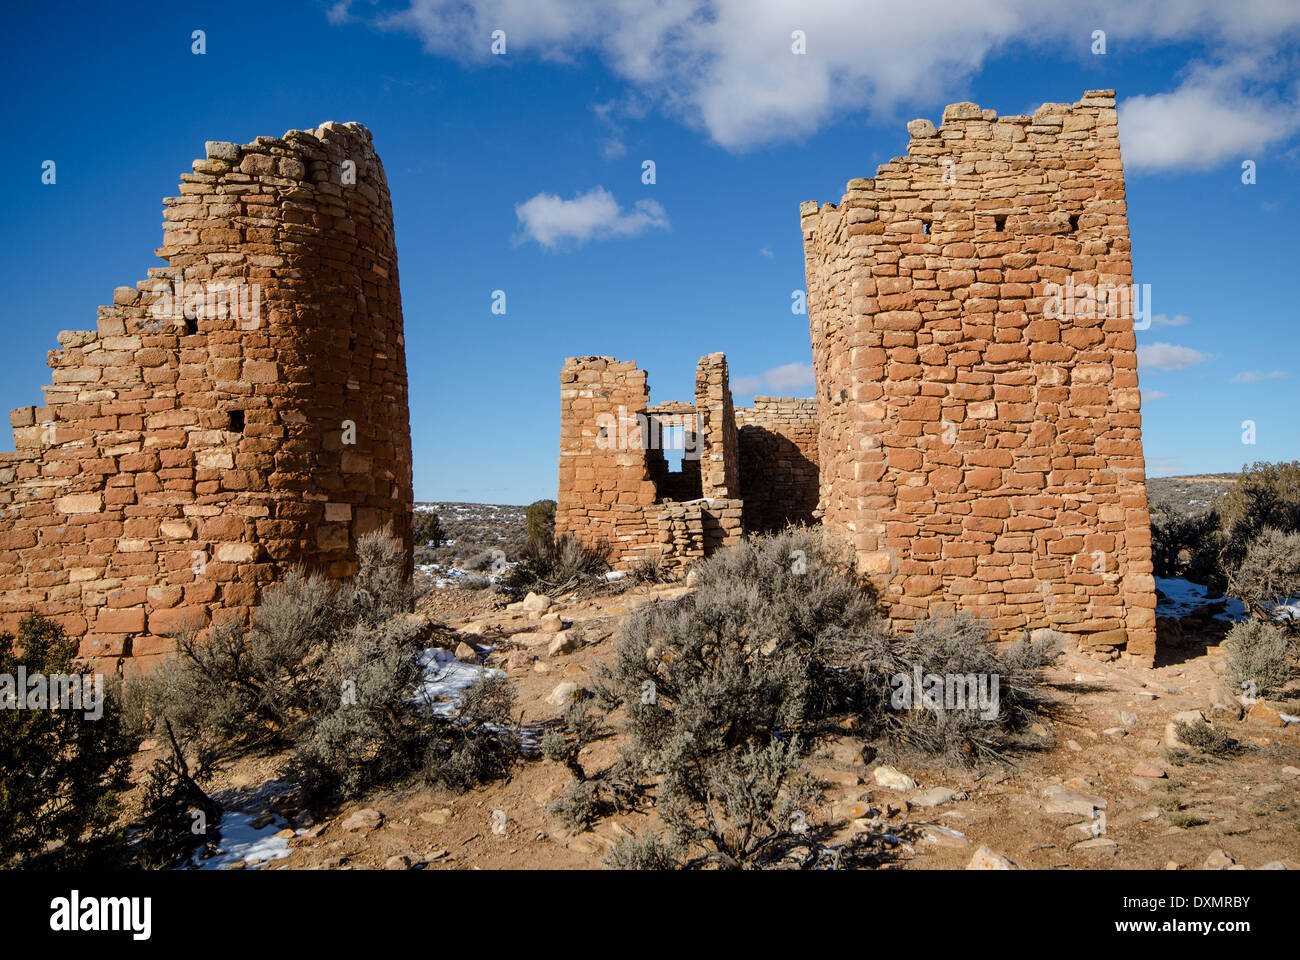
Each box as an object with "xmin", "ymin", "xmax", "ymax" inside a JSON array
[{"xmin": 656, "ymin": 498, "xmax": 744, "ymax": 571}]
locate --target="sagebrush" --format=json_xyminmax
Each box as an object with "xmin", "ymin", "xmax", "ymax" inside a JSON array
[
  {"xmin": 596, "ymin": 527, "xmax": 1060, "ymax": 868},
  {"xmin": 0, "ymin": 615, "xmax": 139, "ymax": 867},
  {"xmin": 142, "ymin": 530, "xmax": 519, "ymax": 825}
]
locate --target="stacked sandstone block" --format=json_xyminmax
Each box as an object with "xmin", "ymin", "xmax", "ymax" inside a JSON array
[
  {"xmin": 557, "ymin": 355, "xmax": 745, "ymax": 570},
  {"xmin": 557, "ymin": 357, "xmax": 661, "ymax": 567},
  {"xmin": 700, "ymin": 498, "xmax": 744, "ymax": 553},
  {"xmin": 0, "ymin": 122, "xmax": 413, "ymax": 673},
  {"xmin": 695, "ymin": 353, "xmax": 739, "ymax": 498},
  {"xmin": 656, "ymin": 502, "xmax": 707, "ymax": 570},
  {"xmin": 736, "ymin": 397, "xmax": 820, "ymax": 532},
  {"xmin": 655, "ymin": 499, "xmax": 744, "ymax": 572},
  {"xmin": 801, "ymin": 91, "xmax": 1156, "ymax": 662}
]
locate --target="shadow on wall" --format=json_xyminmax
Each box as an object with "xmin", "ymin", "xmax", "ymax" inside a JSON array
[{"xmin": 738, "ymin": 425, "xmax": 819, "ymax": 533}]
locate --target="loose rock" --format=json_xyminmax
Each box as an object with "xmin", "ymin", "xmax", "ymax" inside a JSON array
[
  {"xmin": 967, "ymin": 845, "xmax": 1020, "ymax": 869},
  {"xmin": 873, "ymin": 765, "xmax": 917, "ymax": 791},
  {"xmin": 1132, "ymin": 762, "xmax": 1167, "ymax": 779},
  {"xmin": 341, "ymin": 808, "xmax": 384, "ymax": 832},
  {"xmin": 1204, "ymin": 849, "xmax": 1235, "ymax": 870}
]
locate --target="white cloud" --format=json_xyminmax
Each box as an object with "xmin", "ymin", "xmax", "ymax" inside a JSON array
[
  {"xmin": 326, "ymin": 0, "xmax": 355, "ymax": 24},
  {"xmin": 1231, "ymin": 369, "xmax": 1288, "ymax": 383},
  {"xmin": 600, "ymin": 138, "xmax": 627, "ymax": 159},
  {"xmin": 1137, "ymin": 342, "xmax": 1209, "ymax": 371},
  {"xmin": 1151, "ymin": 313, "xmax": 1189, "ymax": 327},
  {"xmin": 514, "ymin": 186, "xmax": 668, "ymax": 249},
  {"xmin": 759, "ymin": 247, "xmax": 774, "ymax": 258},
  {"xmin": 1118, "ymin": 57, "xmax": 1300, "ymax": 171},
  {"xmin": 1144, "ymin": 390, "xmax": 1169, "ymax": 401},
  {"xmin": 358, "ymin": 1, "xmax": 1300, "ymax": 156},
  {"xmin": 732, "ymin": 361, "xmax": 815, "ymax": 396}
]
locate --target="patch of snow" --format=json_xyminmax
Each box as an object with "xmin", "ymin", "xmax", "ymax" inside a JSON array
[
  {"xmin": 602, "ymin": 570, "xmax": 627, "ymax": 581},
  {"xmin": 1270, "ymin": 600, "xmax": 1300, "ymax": 624},
  {"xmin": 1156, "ymin": 576, "xmax": 1300, "ymax": 625},
  {"xmin": 413, "ymin": 647, "xmax": 505, "ymax": 718},
  {"xmin": 1155, "ymin": 576, "xmax": 1245, "ymax": 622},
  {"xmin": 186, "ymin": 811, "xmax": 304, "ymax": 871},
  {"xmin": 415, "ymin": 562, "xmax": 515, "ymax": 590}
]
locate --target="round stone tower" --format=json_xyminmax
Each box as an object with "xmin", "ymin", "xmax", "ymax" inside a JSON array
[{"xmin": 0, "ymin": 122, "xmax": 413, "ymax": 672}]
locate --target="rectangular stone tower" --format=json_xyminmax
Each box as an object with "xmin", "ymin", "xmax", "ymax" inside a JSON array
[{"xmin": 801, "ymin": 90, "xmax": 1156, "ymax": 663}]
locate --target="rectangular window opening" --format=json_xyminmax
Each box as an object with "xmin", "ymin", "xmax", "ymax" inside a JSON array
[
  {"xmin": 661, "ymin": 423, "xmax": 686, "ymax": 473},
  {"xmin": 228, "ymin": 410, "xmax": 245, "ymax": 433}
]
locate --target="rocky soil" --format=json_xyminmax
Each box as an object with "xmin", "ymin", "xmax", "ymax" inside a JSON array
[{"xmin": 129, "ymin": 571, "xmax": 1300, "ymax": 871}]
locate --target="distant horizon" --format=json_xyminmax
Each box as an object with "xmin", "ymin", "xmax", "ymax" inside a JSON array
[{"xmin": 413, "ymin": 466, "xmax": 1276, "ymax": 511}]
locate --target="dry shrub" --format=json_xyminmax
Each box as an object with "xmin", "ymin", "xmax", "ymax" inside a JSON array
[
  {"xmin": 604, "ymin": 831, "xmax": 680, "ymax": 870},
  {"xmin": 598, "ymin": 527, "xmax": 868, "ymax": 868},
  {"xmin": 1226, "ymin": 528, "xmax": 1300, "ymax": 625},
  {"xmin": 627, "ymin": 550, "xmax": 669, "ymax": 584},
  {"xmin": 504, "ymin": 533, "xmax": 610, "ymax": 595},
  {"xmin": 596, "ymin": 529, "xmax": 1060, "ymax": 868},
  {"xmin": 1224, "ymin": 619, "xmax": 1295, "ymax": 697},
  {"xmin": 143, "ymin": 530, "xmax": 518, "ymax": 823},
  {"xmin": 855, "ymin": 613, "xmax": 1061, "ymax": 765}
]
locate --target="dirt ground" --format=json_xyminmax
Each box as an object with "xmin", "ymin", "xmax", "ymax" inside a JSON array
[{"xmin": 132, "ymin": 571, "xmax": 1300, "ymax": 871}]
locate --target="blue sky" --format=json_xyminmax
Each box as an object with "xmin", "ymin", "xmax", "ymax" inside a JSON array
[{"xmin": 3, "ymin": 1, "xmax": 1298, "ymax": 504}]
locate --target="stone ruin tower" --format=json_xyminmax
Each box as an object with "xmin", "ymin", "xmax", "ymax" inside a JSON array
[
  {"xmin": 0, "ymin": 122, "xmax": 413, "ymax": 674},
  {"xmin": 556, "ymin": 352, "xmax": 820, "ymax": 571},
  {"xmin": 801, "ymin": 90, "xmax": 1156, "ymax": 663}
]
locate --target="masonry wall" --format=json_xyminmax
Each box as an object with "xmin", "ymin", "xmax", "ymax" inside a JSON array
[
  {"xmin": 556, "ymin": 357, "xmax": 660, "ymax": 567},
  {"xmin": 736, "ymin": 397, "xmax": 820, "ymax": 533},
  {"xmin": 556, "ymin": 355, "xmax": 743, "ymax": 571},
  {"xmin": 801, "ymin": 90, "xmax": 1156, "ymax": 662},
  {"xmin": 695, "ymin": 352, "xmax": 739, "ymax": 499},
  {"xmin": 0, "ymin": 122, "xmax": 413, "ymax": 673}
]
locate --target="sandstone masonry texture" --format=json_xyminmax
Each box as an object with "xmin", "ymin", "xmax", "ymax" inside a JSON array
[
  {"xmin": 558, "ymin": 91, "xmax": 1157, "ymax": 664},
  {"xmin": 0, "ymin": 122, "xmax": 413, "ymax": 674},
  {"xmin": 802, "ymin": 91, "xmax": 1156, "ymax": 662},
  {"xmin": 556, "ymin": 353, "xmax": 817, "ymax": 571}
]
